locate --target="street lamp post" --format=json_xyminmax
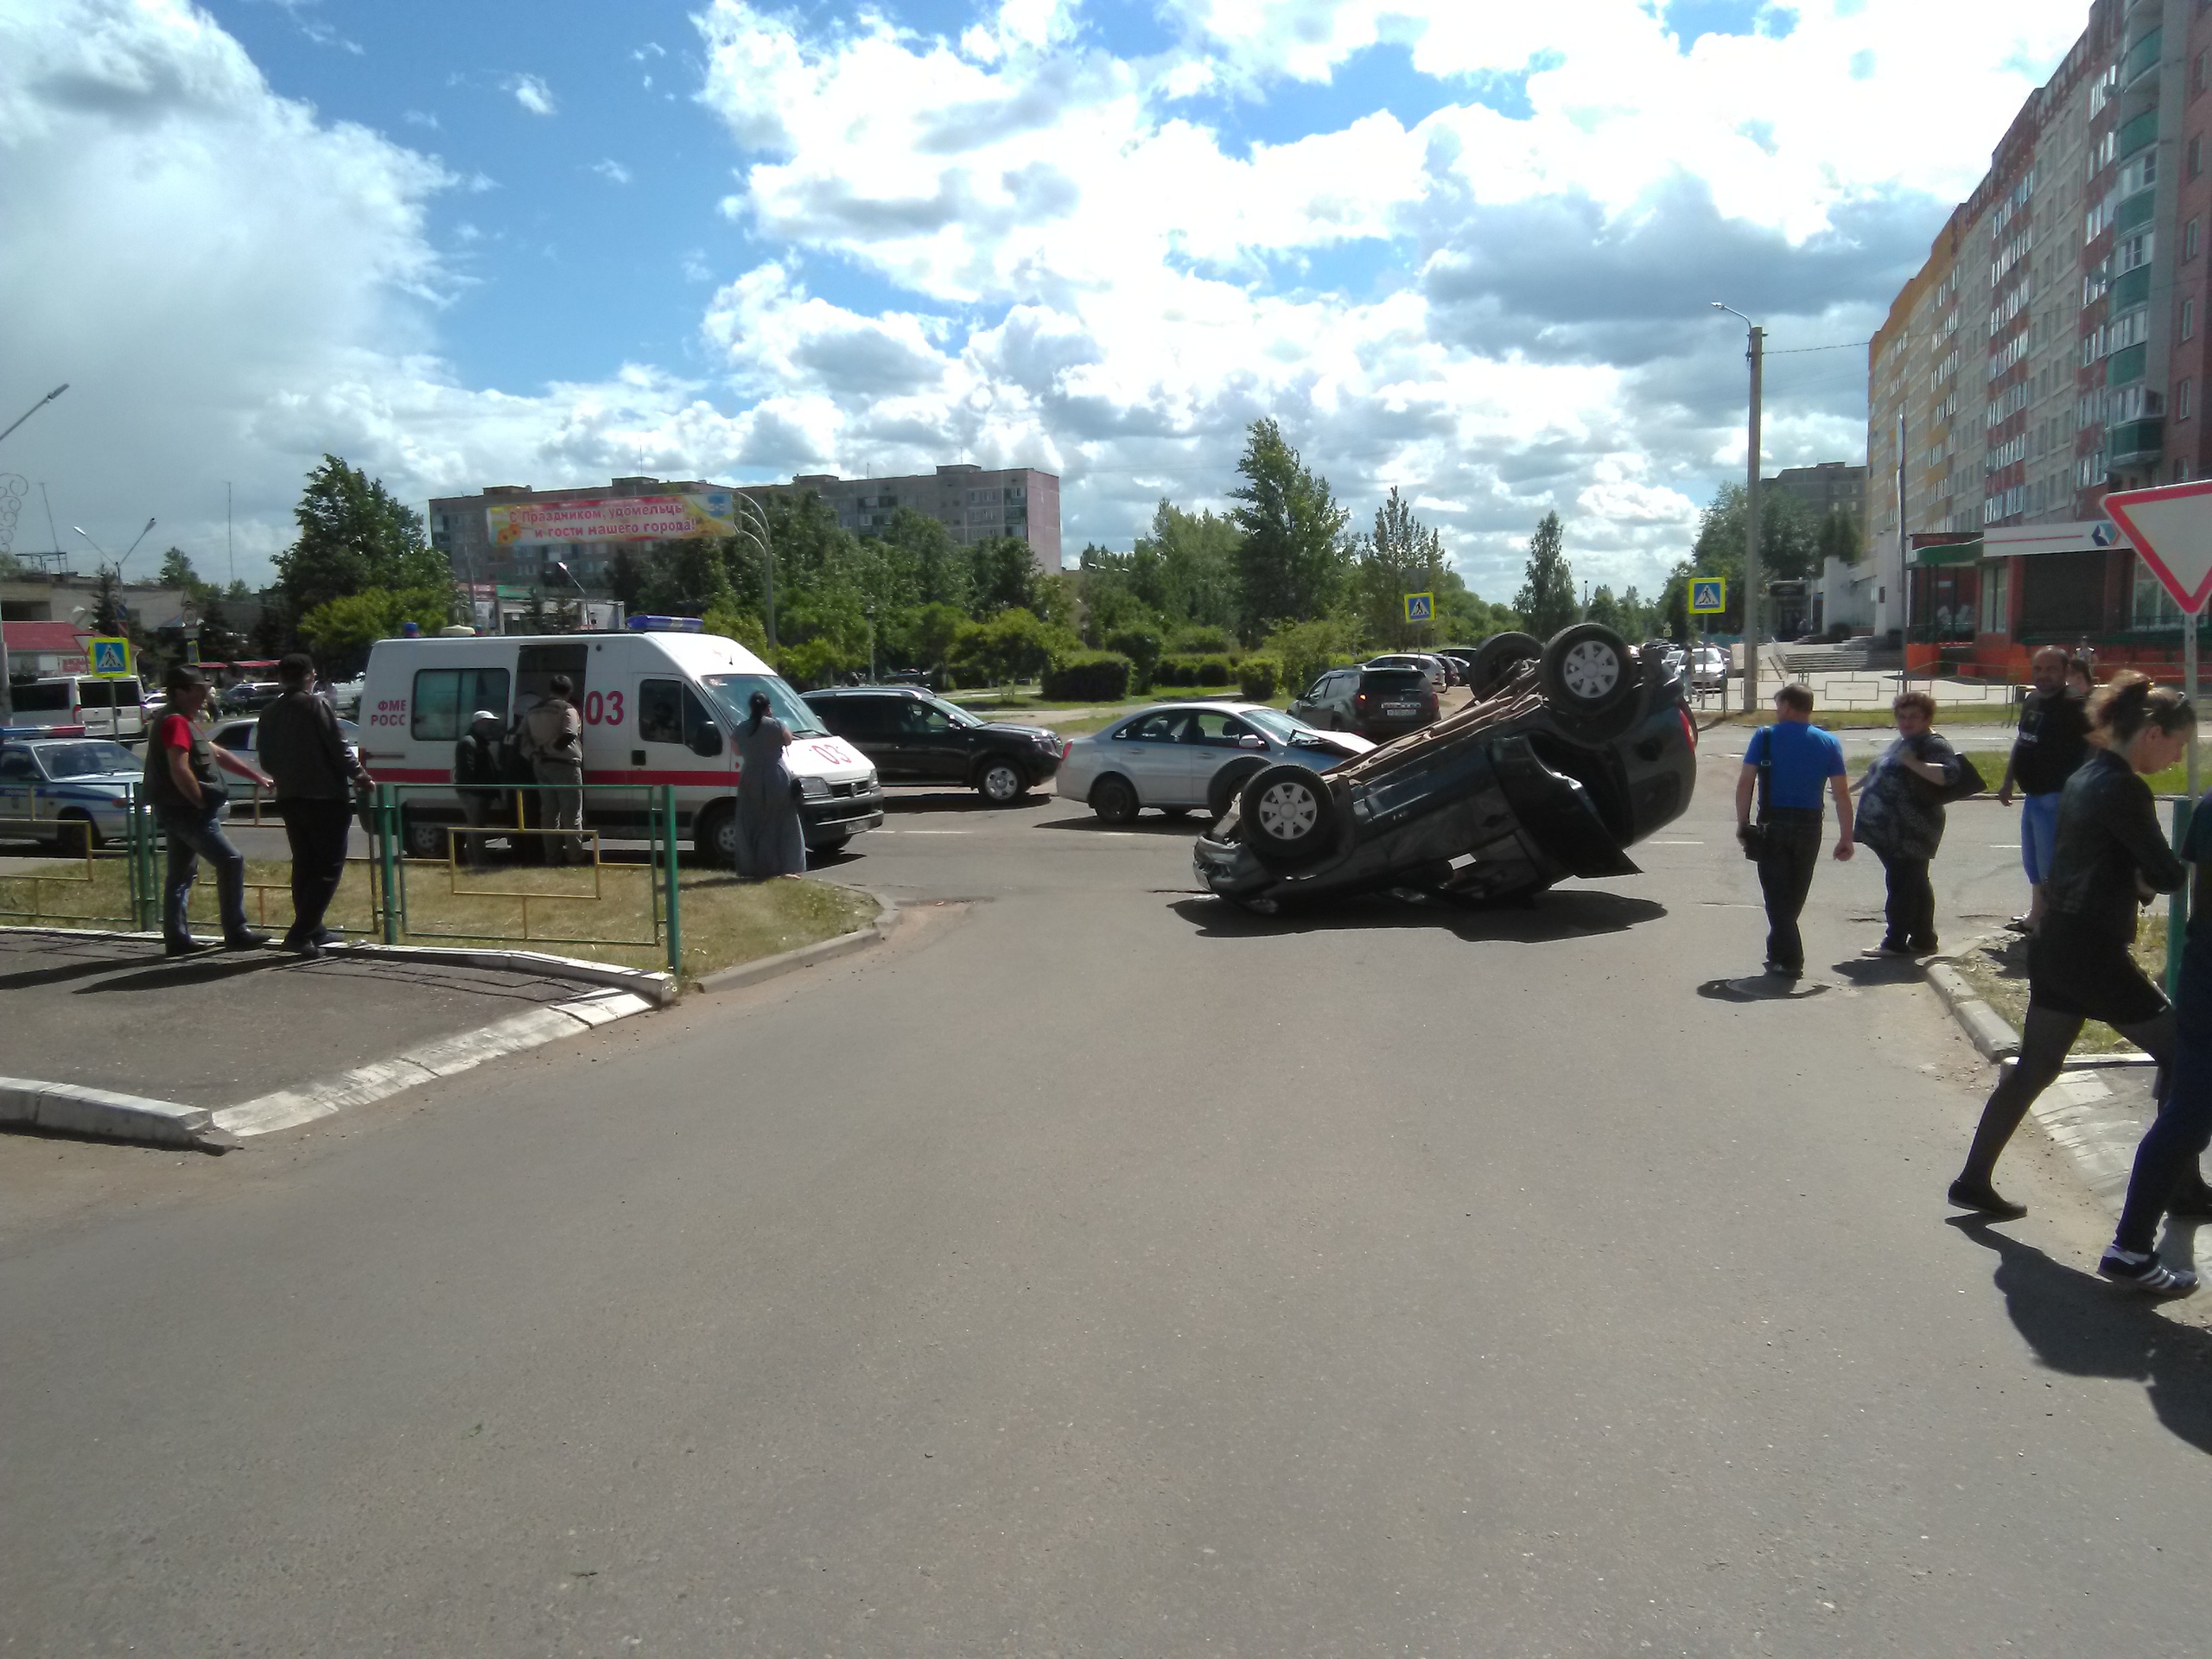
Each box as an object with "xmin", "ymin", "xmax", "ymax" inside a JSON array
[
  {"xmin": 1713, "ymin": 303, "xmax": 1764, "ymax": 715},
  {"xmin": 729, "ymin": 493, "xmax": 776, "ymax": 651}
]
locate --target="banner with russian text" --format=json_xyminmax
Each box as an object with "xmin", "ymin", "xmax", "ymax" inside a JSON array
[{"xmin": 486, "ymin": 491, "xmax": 737, "ymax": 546}]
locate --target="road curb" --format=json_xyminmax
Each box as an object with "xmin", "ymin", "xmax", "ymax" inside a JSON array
[
  {"xmin": 0, "ymin": 925, "xmax": 677, "ymax": 1005},
  {"xmin": 1923, "ymin": 957, "xmax": 2021, "ymax": 1061},
  {"xmin": 0, "ymin": 1075, "xmax": 221, "ymax": 1149},
  {"xmin": 693, "ymin": 890, "xmax": 900, "ymax": 995}
]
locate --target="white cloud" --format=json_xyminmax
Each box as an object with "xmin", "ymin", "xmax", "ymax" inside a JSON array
[
  {"xmin": 591, "ymin": 158, "xmax": 631, "ymax": 185},
  {"xmin": 507, "ymin": 72, "xmax": 555, "ymax": 116}
]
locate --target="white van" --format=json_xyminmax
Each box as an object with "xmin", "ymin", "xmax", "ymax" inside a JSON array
[
  {"xmin": 4, "ymin": 675, "xmax": 147, "ymax": 739},
  {"xmin": 357, "ymin": 624, "xmax": 883, "ymax": 861}
]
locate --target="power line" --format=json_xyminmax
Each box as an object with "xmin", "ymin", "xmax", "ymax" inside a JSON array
[{"xmin": 1764, "ymin": 340, "xmax": 1873, "ymax": 354}]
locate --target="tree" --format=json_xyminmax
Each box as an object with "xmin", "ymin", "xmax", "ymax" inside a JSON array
[
  {"xmin": 1816, "ymin": 510, "xmax": 1860, "ymax": 569},
  {"xmin": 1690, "ymin": 483, "xmax": 1818, "ymax": 587},
  {"xmin": 90, "ymin": 567, "xmax": 128, "ymax": 635},
  {"xmin": 1353, "ymin": 487, "xmax": 1452, "ymax": 650},
  {"xmin": 1513, "ymin": 512, "xmax": 1578, "ymax": 639},
  {"xmin": 606, "ymin": 546, "xmax": 647, "ymax": 612},
  {"xmin": 1585, "ymin": 585, "xmax": 1656, "ymax": 642},
  {"xmin": 195, "ymin": 590, "xmax": 241, "ymax": 664},
  {"xmin": 224, "ymin": 578, "xmax": 252, "ymax": 602},
  {"xmin": 971, "ymin": 535, "xmax": 1043, "ymax": 618},
  {"xmin": 275, "ymin": 454, "xmax": 450, "ymax": 626},
  {"xmin": 296, "ymin": 585, "xmax": 452, "ymax": 658},
  {"xmin": 157, "ymin": 547, "xmax": 201, "ymax": 592},
  {"xmin": 1230, "ymin": 419, "xmax": 1351, "ymax": 640}
]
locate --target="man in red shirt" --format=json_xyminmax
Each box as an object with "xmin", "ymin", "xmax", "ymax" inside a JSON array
[{"xmin": 142, "ymin": 664, "xmax": 270, "ymax": 957}]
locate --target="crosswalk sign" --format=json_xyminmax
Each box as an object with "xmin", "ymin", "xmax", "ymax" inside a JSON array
[
  {"xmin": 86, "ymin": 637, "xmax": 134, "ymax": 677},
  {"xmin": 1403, "ymin": 592, "xmax": 1433, "ymax": 623},
  {"xmin": 1688, "ymin": 577, "xmax": 1726, "ymax": 615}
]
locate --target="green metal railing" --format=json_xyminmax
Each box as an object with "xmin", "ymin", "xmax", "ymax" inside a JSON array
[{"xmin": 0, "ymin": 783, "xmax": 159, "ymax": 931}]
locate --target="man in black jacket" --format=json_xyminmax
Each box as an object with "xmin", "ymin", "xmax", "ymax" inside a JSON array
[
  {"xmin": 453, "ymin": 709, "xmax": 509, "ymax": 870},
  {"xmin": 257, "ymin": 653, "xmax": 371, "ymax": 957}
]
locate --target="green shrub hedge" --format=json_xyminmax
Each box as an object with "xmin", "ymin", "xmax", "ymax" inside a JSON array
[
  {"xmin": 1156, "ymin": 654, "xmax": 1235, "ymax": 687},
  {"xmin": 1040, "ymin": 652, "xmax": 1133, "ymax": 701},
  {"xmin": 1236, "ymin": 657, "xmax": 1280, "ymax": 701},
  {"xmin": 1104, "ymin": 628, "xmax": 1162, "ymax": 690}
]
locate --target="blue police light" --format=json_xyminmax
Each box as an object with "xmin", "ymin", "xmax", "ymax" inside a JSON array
[{"xmin": 626, "ymin": 615, "xmax": 705, "ymax": 632}]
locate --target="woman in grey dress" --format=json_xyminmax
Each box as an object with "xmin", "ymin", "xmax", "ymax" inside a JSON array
[{"xmin": 733, "ymin": 690, "xmax": 808, "ymax": 879}]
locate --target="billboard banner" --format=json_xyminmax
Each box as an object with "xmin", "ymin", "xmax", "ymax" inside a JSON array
[{"xmin": 486, "ymin": 491, "xmax": 738, "ymax": 547}]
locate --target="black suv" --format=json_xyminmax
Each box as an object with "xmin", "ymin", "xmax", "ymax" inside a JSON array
[
  {"xmin": 1288, "ymin": 664, "xmax": 1439, "ymax": 740},
  {"xmin": 1194, "ymin": 624, "xmax": 1694, "ymax": 910},
  {"xmin": 803, "ymin": 687, "xmax": 1063, "ymax": 804}
]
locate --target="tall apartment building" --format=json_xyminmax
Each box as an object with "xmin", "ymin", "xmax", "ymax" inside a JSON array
[
  {"xmin": 429, "ymin": 465, "xmax": 1064, "ymax": 595},
  {"xmin": 1868, "ymin": 0, "xmax": 2212, "ymax": 674}
]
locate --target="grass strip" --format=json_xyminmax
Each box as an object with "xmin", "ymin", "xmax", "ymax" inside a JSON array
[{"xmin": 1945, "ymin": 918, "xmax": 2166, "ymax": 1056}]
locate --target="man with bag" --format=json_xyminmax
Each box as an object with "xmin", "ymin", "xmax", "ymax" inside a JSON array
[
  {"xmin": 1854, "ymin": 689, "xmax": 1974, "ymax": 957},
  {"xmin": 1736, "ymin": 682, "xmax": 1853, "ymax": 980},
  {"xmin": 1996, "ymin": 645, "xmax": 2092, "ymax": 933}
]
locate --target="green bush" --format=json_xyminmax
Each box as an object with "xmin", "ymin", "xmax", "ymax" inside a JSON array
[
  {"xmin": 1263, "ymin": 618, "xmax": 1360, "ymax": 699},
  {"xmin": 1167, "ymin": 624, "xmax": 1235, "ymax": 657},
  {"xmin": 1104, "ymin": 627, "xmax": 1162, "ymax": 690},
  {"xmin": 1237, "ymin": 657, "xmax": 1280, "ymax": 701},
  {"xmin": 1040, "ymin": 652, "xmax": 1132, "ymax": 701},
  {"xmin": 1154, "ymin": 654, "xmax": 1234, "ymax": 687}
]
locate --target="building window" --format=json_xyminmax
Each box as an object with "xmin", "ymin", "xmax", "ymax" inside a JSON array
[
  {"xmin": 2192, "ymin": 219, "xmax": 2204, "ymax": 260},
  {"xmin": 2182, "ymin": 378, "xmax": 2196, "ymax": 420},
  {"xmin": 2189, "ymin": 300, "xmax": 2199, "ymax": 340},
  {"xmin": 2196, "ymin": 136, "xmax": 2207, "ymax": 177}
]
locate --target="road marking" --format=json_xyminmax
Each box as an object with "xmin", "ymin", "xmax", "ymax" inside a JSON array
[
  {"xmin": 899, "ymin": 830, "xmax": 970, "ymax": 836},
  {"xmin": 1646, "ymin": 838, "xmax": 1704, "ymax": 845},
  {"xmin": 1988, "ymin": 843, "xmax": 2021, "ymax": 849}
]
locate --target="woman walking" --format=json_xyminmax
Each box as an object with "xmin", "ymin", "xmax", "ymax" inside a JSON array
[
  {"xmin": 733, "ymin": 690, "xmax": 808, "ymax": 880},
  {"xmin": 1852, "ymin": 690, "xmax": 1958, "ymax": 957},
  {"xmin": 1950, "ymin": 674, "xmax": 2212, "ymax": 1289}
]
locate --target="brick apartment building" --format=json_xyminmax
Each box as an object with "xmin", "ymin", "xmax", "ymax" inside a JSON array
[
  {"xmin": 1869, "ymin": 0, "xmax": 2212, "ymax": 677},
  {"xmin": 429, "ymin": 465, "xmax": 1062, "ymax": 594}
]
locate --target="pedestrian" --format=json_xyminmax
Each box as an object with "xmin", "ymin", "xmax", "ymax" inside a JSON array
[
  {"xmin": 257, "ymin": 652, "xmax": 371, "ymax": 957},
  {"xmin": 1997, "ymin": 646, "xmax": 2093, "ymax": 933},
  {"xmin": 453, "ymin": 709, "xmax": 510, "ymax": 871},
  {"xmin": 733, "ymin": 689, "xmax": 807, "ymax": 880},
  {"xmin": 2103, "ymin": 779, "xmax": 2212, "ymax": 1294},
  {"xmin": 1851, "ymin": 690, "xmax": 1958, "ymax": 957},
  {"xmin": 519, "ymin": 674, "xmax": 585, "ymax": 865},
  {"xmin": 1735, "ymin": 683, "xmax": 1854, "ymax": 979},
  {"xmin": 1949, "ymin": 673, "xmax": 2212, "ymax": 1269},
  {"xmin": 142, "ymin": 664, "xmax": 269, "ymax": 957}
]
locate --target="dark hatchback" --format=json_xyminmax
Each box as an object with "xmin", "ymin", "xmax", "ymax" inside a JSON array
[
  {"xmin": 1288, "ymin": 665, "xmax": 1439, "ymax": 740},
  {"xmin": 803, "ymin": 687, "xmax": 1063, "ymax": 804},
  {"xmin": 1195, "ymin": 624, "xmax": 1694, "ymax": 911}
]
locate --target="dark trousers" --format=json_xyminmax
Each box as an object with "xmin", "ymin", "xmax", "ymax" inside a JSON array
[
  {"xmin": 2116, "ymin": 951, "xmax": 2212, "ymax": 1252},
  {"xmin": 1964, "ymin": 1005, "xmax": 2176, "ymax": 1201},
  {"xmin": 156, "ymin": 805, "xmax": 249, "ymax": 945},
  {"xmin": 1755, "ymin": 809, "xmax": 1822, "ymax": 974},
  {"xmin": 276, "ymin": 798, "xmax": 352, "ymax": 945},
  {"xmin": 1875, "ymin": 849, "xmax": 1936, "ymax": 950}
]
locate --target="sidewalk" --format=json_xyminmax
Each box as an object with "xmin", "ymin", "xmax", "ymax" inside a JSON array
[{"xmin": 0, "ymin": 931, "xmax": 606, "ymax": 1110}]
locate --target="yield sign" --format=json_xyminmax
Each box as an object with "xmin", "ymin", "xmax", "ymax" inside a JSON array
[{"xmin": 2103, "ymin": 480, "xmax": 2212, "ymax": 614}]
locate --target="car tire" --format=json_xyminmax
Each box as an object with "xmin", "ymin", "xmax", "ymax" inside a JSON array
[
  {"xmin": 402, "ymin": 810, "xmax": 449, "ymax": 861},
  {"xmin": 1468, "ymin": 632, "xmax": 1543, "ymax": 699},
  {"xmin": 1541, "ymin": 622, "xmax": 1632, "ymax": 713},
  {"xmin": 1239, "ymin": 765, "xmax": 1337, "ymax": 868},
  {"xmin": 694, "ymin": 801, "xmax": 735, "ymax": 865},
  {"xmin": 976, "ymin": 757, "xmax": 1027, "ymax": 804},
  {"xmin": 1208, "ymin": 760, "xmax": 1266, "ymax": 820},
  {"xmin": 1090, "ymin": 774, "xmax": 1140, "ymax": 824},
  {"xmin": 55, "ymin": 810, "xmax": 102, "ymax": 854}
]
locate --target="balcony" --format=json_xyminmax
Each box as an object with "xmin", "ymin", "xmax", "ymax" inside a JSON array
[
  {"xmin": 2108, "ymin": 342, "xmax": 2150, "ymax": 386},
  {"xmin": 2109, "ymin": 417, "xmax": 2165, "ymax": 464},
  {"xmin": 2123, "ymin": 29, "xmax": 2163, "ymax": 87},
  {"xmin": 2120, "ymin": 109, "xmax": 2160, "ymax": 161}
]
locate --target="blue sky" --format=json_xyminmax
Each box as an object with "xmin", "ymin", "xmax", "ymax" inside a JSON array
[{"xmin": 2, "ymin": 0, "xmax": 2089, "ymax": 597}]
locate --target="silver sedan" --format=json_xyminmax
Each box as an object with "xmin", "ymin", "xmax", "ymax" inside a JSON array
[{"xmin": 1055, "ymin": 701, "xmax": 1372, "ymax": 824}]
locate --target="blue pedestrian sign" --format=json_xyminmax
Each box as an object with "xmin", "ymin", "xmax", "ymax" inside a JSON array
[
  {"xmin": 86, "ymin": 637, "xmax": 134, "ymax": 677},
  {"xmin": 1402, "ymin": 591, "xmax": 1433, "ymax": 623},
  {"xmin": 1688, "ymin": 576, "xmax": 1726, "ymax": 615}
]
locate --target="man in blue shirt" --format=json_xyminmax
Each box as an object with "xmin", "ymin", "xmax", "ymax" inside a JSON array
[{"xmin": 1736, "ymin": 683, "xmax": 1854, "ymax": 978}]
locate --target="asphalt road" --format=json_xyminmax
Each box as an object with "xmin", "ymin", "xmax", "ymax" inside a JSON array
[{"xmin": 6, "ymin": 744, "xmax": 2212, "ymax": 1654}]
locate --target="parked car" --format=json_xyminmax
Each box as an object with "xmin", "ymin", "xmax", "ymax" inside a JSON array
[
  {"xmin": 1688, "ymin": 645, "xmax": 1726, "ymax": 691},
  {"xmin": 1193, "ymin": 625, "xmax": 1694, "ymax": 910},
  {"xmin": 1362, "ymin": 653, "xmax": 1450, "ymax": 692},
  {"xmin": 208, "ymin": 715, "xmax": 363, "ymax": 772},
  {"xmin": 1057, "ymin": 701, "xmax": 1373, "ymax": 823},
  {"xmin": 803, "ymin": 686, "xmax": 1060, "ymax": 804},
  {"xmin": 2, "ymin": 675, "xmax": 146, "ymax": 739},
  {"xmin": 1290, "ymin": 664, "xmax": 1439, "ymax": 740},
  {"xmin": 218, "ymin": 679, "xmax": 283, "ymax": 716},
  {"xmin": 327, "ymin": 676, "xmax": 365, "ymax": 716},
  {"xmin": 0, "ymin": 736, "xmax": 171, "ymax": 850}
]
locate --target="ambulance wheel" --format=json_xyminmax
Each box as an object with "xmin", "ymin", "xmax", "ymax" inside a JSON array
[
  {"xmin": 402, "ymin": 810, "xmax": 448, "ymax": 861},
  {"xmin": 695, "ymin": 802, "xmax": 737, "ymax": 866}
]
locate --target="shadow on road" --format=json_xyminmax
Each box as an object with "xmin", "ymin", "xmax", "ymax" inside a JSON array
[
  {"xmin": 1696, "ymin": 976, "xmax": 1830, "ymax": 1003},
  {"xmin": 74, "ymin": 954, "xmax": 296, "ymax": 995},
  {"xmin": 1039, "ymin": 814, "xmax": 1205, "ymax": 836},
  {"xmin": 1828, "ymin": 955, "xmax": 1928, "ymax": 988},
  {"xmin": 883, "ymin": 791, "xmax": 1058, "ymax": 818},
  {"xmin": 1953, "ymin": 1221, "xmax": 2212, "ymax": 1455},
  {"xmin": 1171, "ymin": 887, "xmax": 1665, "ymax": 943},
  {"xmin": 0, "ymin": 954, "xmax": 149, "ymax": 994}
]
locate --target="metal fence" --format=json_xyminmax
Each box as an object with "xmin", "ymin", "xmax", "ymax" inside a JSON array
[{"xmin": 0, "ymin": 780, "xmax": 683, "ymax": 975}]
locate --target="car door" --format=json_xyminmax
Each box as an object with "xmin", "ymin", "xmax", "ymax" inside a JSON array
[
  {"xmin": 1179, "ymin": 709, "xmax": 1263, "ymax": 804},
  {"xmin": 0, "ymin": 746, "xmax": 38, "ymax": 839},
  {"xmin": 888, "ymin": 697, "xmax": 969, "ymax": 785},
  {"xmin": 817, "ymin": 696, "xmax": 899, "ymax": 779},
  {"xmin": 1104, "ymin": 709, "xmax": 1192, "ymax": 803}
]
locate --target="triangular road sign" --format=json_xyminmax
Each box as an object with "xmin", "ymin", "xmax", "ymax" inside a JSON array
[{"xmin": 2103, "ymin": 480, "xmax": 2212, "ymax": 614}]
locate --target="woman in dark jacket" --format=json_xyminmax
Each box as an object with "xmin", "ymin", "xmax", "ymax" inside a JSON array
[
  {"xmin": 1852, "ymin": 689, "xmax": 1957, "ymax": 956},
  {"xmin": 1950, "ymin": 675, "xmax": 2212, "ymax": 1288}
]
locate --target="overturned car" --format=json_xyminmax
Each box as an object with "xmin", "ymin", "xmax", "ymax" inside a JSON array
[{"xmin": 1192, "ymin": 624, "xmax": 1696, "ymax": 909}]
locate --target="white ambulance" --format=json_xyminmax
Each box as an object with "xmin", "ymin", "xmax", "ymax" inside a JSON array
[{"xmin": 356, "ymin": 621, "xmax": 883, "ymax": 861}]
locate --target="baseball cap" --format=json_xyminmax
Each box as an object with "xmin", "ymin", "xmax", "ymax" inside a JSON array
[{"xmin": 163, "ymin": 664, "xmax": 208, "ymax": 691}]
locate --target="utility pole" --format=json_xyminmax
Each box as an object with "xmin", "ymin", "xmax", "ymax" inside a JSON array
[{"xmin": 1713, "ymin": 304, "xmax": 1763, "ymax": 714}]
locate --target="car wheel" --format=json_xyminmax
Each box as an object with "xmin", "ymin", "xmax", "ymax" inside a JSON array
[
  {"xmin": 1090, "ymin": 774, "xmax": 1140, "ymax": 824},
  {"xmin": 402, "ymin": 810, "xmax": 448, "ymax": 861},
  {"xmin": 1239, "ymin": 765, "xmax": 1337, "ymax": 868},
  {"xmin": 694, "ymin": 801, "xmax": 735, "ymax": 865},
  {"xmin": 976, "ymin": 757, "xmax": 1027, "ymax": 804},
  {"xmin": 1208, "ymin": 760, "xmax": 1266, "ymax": 820},
  {"xmin": 1468, "ymin": 632, "xmax": 1544, "ymax": 699},
  {"xmin": 1542, "ymin": 622, "xmax": 1632, "ymax": 715},
  {"xmin": 55, "ymin": 810, "xmax": 101, "ymax": 854}
]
